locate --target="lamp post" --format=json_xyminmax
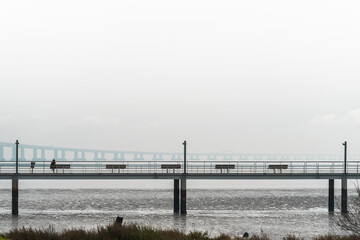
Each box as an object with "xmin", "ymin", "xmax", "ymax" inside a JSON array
[
  {"xmin": 181, "ymin": 141, "xmax": 187, "ymax": 214},
  {"xmin": 15, "ymin": 140, "xmax": 19, "ymax": 175},
  {"xmin": 343, "ymin": 141, "xmax": 347, "ymax": 175},
  {"xmin": 341, "ymin": 141, "xmax": 348, "ymax": 214},
  {"xmin": 183, "ymin": 141, "xmax": 186, "ymax": 175}
]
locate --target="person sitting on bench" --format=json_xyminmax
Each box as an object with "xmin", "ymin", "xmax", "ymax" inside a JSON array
[{"xmin": 50, "ymin": 159, "xmax": 56, "ymax": 173}]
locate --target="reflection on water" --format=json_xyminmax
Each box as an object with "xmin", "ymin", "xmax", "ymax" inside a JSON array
[{"xmin": 0, "ymin": 189, "xmax": 351, "ymax": 239}]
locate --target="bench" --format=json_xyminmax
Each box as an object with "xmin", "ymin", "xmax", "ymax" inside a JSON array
[
  {"xmin": 215, "ymin": 164, "xmax": 235, "ymax": 173},
  {"xmin": 268, "ymin": 164, "xmax": 288, "ymax": 173},
  {"xmin": 50, "ymin": 164, "xmax": 71, "ymax": 173},
  {"xmin": 106, "ymin": 164, "xmax": 126, "ymax": 173},
  {"xmin": 161, "ymin": 164, "xmax": 181, "ymax": 173}
]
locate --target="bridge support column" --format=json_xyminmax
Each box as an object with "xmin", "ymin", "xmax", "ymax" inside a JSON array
[
  {"xmin": 74, "ymin": 151, "xmax": 79, "ymax": 160},
  {"xmin": 0, "ymin": 145, "xmax": 4, "ymax": 161},
  {"xmin": 328, "ymin": 179, "xmax": 334, "ymax": 213},
  {"xmin": 174, "ymin": 179, "xmax": 179, "ymax": 214},
  {"xmin": 12, "ymin": 146, "xmax": 16, "ymax": 161},
  {"xmin": 12, "ymin": 177, "xmax": 19, "ymax": 215},
  {"xmin": 181, "ymin": 178, "xmax": 187, "ymax": 215},
  {"xmin": 341, "ymin": 177, "xmax": 348, "ymax": 214},
  {"xmin": 41, "ymin": 148, "xmax": 46, "ymax": 160},
  {"xmin": 20, "ymin": 147, "xmax": 25, "ymax": 161},
  {"xmin": 32, "ymin": 148, "xmax": 38, "ymax": 160}
]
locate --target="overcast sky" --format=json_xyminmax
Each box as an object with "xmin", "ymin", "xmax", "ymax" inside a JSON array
[{"xmin": 1, "ymin": 0, "xmax": 360, "ymax": 155}]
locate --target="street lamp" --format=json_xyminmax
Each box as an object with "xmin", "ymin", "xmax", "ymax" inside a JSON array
[
  {"xmin": 343, "ymin": 141, "xmax": 347, "ymax": 175},
  {"xmin": 183, "ymin": 141, "xmax": 186, "ymax": 174}
]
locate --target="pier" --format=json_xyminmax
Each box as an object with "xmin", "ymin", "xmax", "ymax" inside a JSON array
[{"xmin": 0, "ymin": 141, "xmax": 357, "ymax": 215}]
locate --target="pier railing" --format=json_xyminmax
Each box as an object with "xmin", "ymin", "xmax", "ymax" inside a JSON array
[{"xmin": 0, "ymin": 160, "xmax": 359, "ymax": 175}]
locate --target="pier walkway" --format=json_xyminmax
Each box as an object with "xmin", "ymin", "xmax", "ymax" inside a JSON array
[
  {"xmin": 0, "ymin": 141, "xmax": 357, "ymax": 216},
  {"xmin": 0, "ymin": 160, "xmax": 359, "ymax": 179}
]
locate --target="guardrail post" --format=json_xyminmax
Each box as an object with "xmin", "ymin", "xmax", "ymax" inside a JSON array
[
  {"xmin": 328, "ymin": 179, "xmax": 334, "ymax": 213},
  {"xmin": 316, "ymin": 162, "xmax": 319, "ymax": 174}
]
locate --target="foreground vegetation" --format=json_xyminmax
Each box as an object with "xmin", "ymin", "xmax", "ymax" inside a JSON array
[{"xmin": 1, "ymin": 222, "xmax": 360, "ymax": 240}]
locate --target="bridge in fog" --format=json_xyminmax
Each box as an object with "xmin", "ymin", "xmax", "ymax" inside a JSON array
[
  {"xmin": 1, "ymin": 141, "xmax": 359, "ymax": 162},
  {"xmin": 0, "ymin": 141, "xmax": 357, "ymax": 216}
]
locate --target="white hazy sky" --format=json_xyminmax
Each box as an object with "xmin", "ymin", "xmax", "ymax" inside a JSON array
[{"xmin": 1, "ymin": 0, "xmax": 360, "ymax": 155}]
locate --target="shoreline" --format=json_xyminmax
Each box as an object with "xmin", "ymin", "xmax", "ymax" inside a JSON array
[{"xmin": 0, "ymin": 221, "xmax": 357, "ymax": 240}]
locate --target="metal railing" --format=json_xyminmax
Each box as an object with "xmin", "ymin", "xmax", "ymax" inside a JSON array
[{"xmin": 0, "ymin": 160, "xmax": 359, "ymax": 175}]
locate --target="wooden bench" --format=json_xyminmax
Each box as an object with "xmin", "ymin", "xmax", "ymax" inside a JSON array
[
  {"xmin": 161, "ymin": 164, "xmax": 181, "ymax": 173},
  {"xmin": 268, "ymin": 164, "xmax": 288, "ymax": 173},
  {"xmin": 50, "ymin": 164, "xmax": 71, "ymax": 173},
  {"xmin": 215, "ymin": 164, "xmax": 235, "ymax": 173},
  {"xmin": 106, "ymin": 164, "xmax": 126, "ymax": 173}
]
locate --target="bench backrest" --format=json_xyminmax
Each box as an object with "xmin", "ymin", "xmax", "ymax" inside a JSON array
[
  {"xmin": 161, "ymin": 164, "xmax": 181, "ymax": 169},
  {"xmin": 50, "ymin": 164, "xmax": 71, "ymax": 169},
  {"xmin": 215, "ymin": 164, "xmax": 235, "ymax": 169},
  {"xmin": 268, "ymin": 165, "xmax": 288, "ymax": 169},
  {"xmin": 106, "ymin": 164, "xmax": 126, "ymax": 169}
]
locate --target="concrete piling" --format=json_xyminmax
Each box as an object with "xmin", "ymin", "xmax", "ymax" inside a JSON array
[
  {"xmin": 12, "ymin": 178, "xmax": 18, "ymax": 215},
  {"xmin": 181, "ymin": 178, "xmax": 187, "ymax": 215},
  {"xmin": 341, "ymin": 177, "xmax": 348, "ymax": 214},
  {"xmin": 174, "ymin": 179, "xmax": 179, "ymax": 214},
  {"xmin": 328, "ymin": 179, "xmax": 334, "ymax": 213}
]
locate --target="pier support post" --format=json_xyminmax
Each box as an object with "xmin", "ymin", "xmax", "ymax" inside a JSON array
[
  {"xmin": 12, "ymin": 177, "xmax": 18, "ymax": 215},
  {"xmin": 181, "ymin": 178, "xmax": 187, "ymax": 215},
  {"xmin": 328, "ymin": 179, "xmax": 334, "ymax": 213},
  {"xmin": 341, "ymin": 177, "xmax": 348, "ymax": 214},
  {"xmin": 174, "ymin": 179, "xmax": 179, "ymax": 214}
]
